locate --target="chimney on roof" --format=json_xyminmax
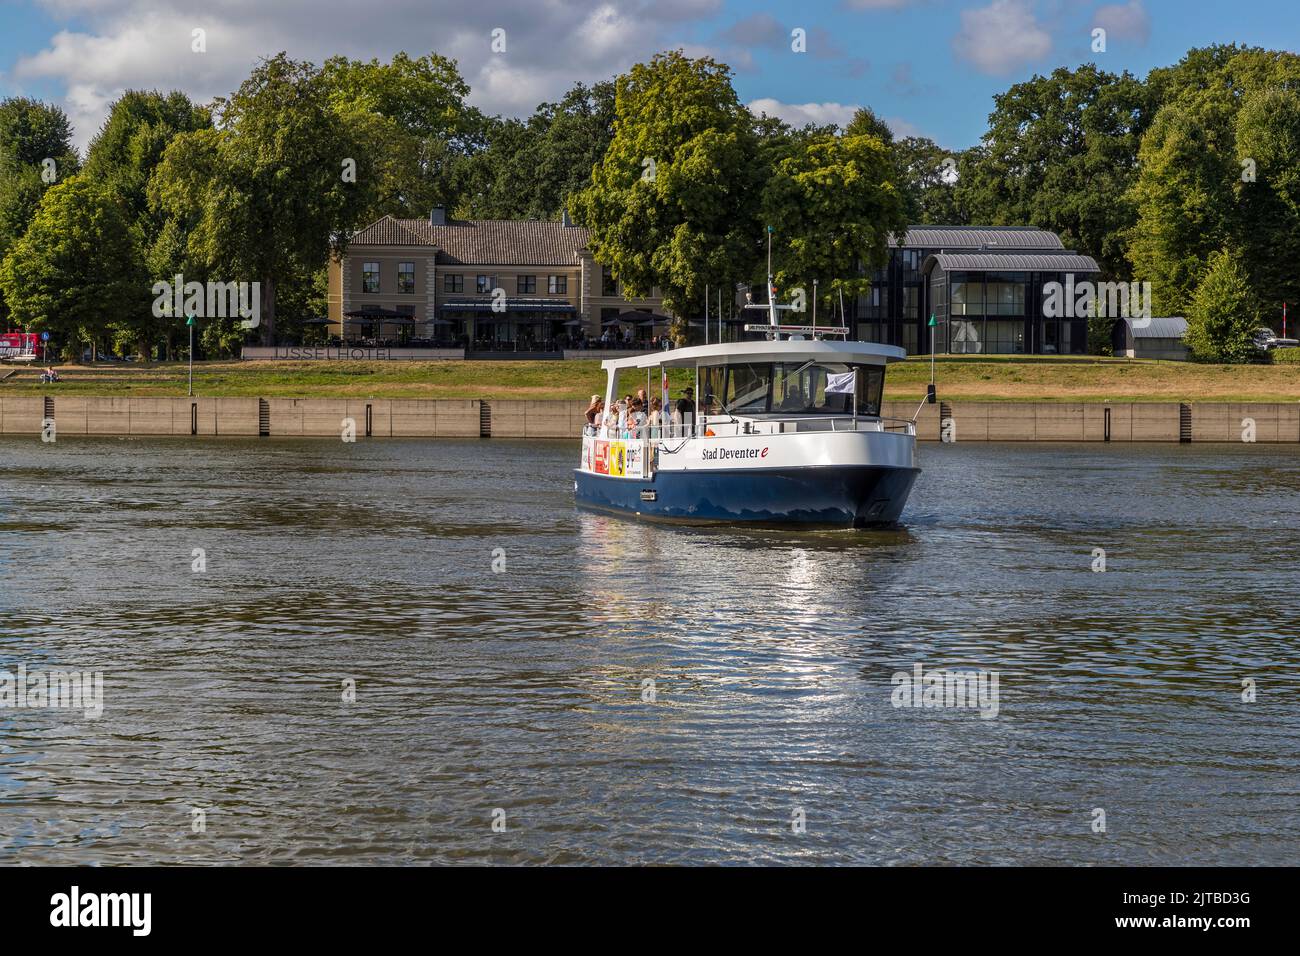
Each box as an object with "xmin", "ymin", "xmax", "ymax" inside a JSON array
[
  {"xmin": 430, "ymin": 206, "xmax": 446, "ymax": 226},
  {"xmin": 562, "ymin": 208, "xmax": 573, "ymax": 227}
]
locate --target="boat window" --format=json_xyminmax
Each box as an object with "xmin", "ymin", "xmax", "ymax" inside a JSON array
[
  {"xmin": 772, "ymin": 362, "xmax": 884, "ymax": 417},
  {"xmin": 698, "ymin": 366, "xmax": 725, "ymax": 415},
  {"xmin": 724, "ymin": 364, "xmax": 771, "ymax": 414}
]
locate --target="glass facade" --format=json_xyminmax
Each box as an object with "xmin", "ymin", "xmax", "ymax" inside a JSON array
[{"xmin": 853, "ymin": 238, "xmax": 1091, "ymax": 355}]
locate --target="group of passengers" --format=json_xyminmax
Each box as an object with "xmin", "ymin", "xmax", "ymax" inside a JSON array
[{"xmin": 585, "ymin": 386, "xmax": 695, "ymax": 440}]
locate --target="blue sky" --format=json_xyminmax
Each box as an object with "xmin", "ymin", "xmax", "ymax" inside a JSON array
[{"xmin": 0, "ymin": 0, "xmax": 1295, "ymax": 151}]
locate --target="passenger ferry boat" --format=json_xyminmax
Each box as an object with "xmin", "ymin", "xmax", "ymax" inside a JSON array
[{"xmin": 575, "ymin": 286, "xmax": 922, "ymax": 528}]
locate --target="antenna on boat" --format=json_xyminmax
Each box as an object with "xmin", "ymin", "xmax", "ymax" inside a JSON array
[{"xmin": 743, "ymin": 226, "xmax": 848, "ymax": 341}]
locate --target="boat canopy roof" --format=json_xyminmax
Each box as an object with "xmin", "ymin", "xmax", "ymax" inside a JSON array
[{"xmin": 600, "ymin": 339, "xmax": 906, "ymax": 372}]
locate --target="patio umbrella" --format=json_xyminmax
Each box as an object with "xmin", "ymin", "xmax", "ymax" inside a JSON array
[{"xmin": 603, "ymin": 310, "xmax": 657, "ymax": 326}]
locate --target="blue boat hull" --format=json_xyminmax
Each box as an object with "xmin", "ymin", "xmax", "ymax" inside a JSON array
[{"xmin": 574, "ymin": 465, "xmax": 919, "ymax": 527}]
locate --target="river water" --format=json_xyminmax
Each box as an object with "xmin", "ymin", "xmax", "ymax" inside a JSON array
[{"xmin": 1, "ymin": 436, "xmax": 1297, "ymax": 865}]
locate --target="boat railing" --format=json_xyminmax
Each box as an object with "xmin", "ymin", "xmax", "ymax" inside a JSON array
[{"xmin": 583, "ymin": 416, "xmax": 915, "ymax": 440}]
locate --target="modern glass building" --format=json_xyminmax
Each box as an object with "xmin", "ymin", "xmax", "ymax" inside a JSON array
[{"xmin": 854, "ymin": 226, "xmax": 1101, "ymax": 355}]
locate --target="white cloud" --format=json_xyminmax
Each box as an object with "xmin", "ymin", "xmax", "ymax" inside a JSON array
[
  {"xmin": 748, "ymin": 98, "xmax": 860, "ymax": 129},
  {"xmin": 9, "ymin": 0, "xmax": 721, "ymax": 150},
  {"xmin": 952, "ymin": 0, "xmax": 1052, "ymax": 76},
  {"xmin": 842, "ymin": 0, "xmax": 918, "ymax": 8},
  {"xmin": 883, "ymin": 116, "xmax": 923, "ymax": 139},
  {"xmin": 1093, "ymin": 1, "xmax": 1151, "ymax": 45},
  {"xmin": 746, "ymin": 99, "xmax": 925, "ymax": 140}
]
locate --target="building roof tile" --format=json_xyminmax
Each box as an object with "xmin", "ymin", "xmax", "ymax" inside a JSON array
[{"xmin": 349, "ymin": 215, "xmax": 591, "ymax": 266}]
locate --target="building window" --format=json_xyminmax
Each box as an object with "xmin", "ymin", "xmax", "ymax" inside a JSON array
[
  {"xmin": 601, "ymin": 266, "xmax": 618, "ymax": 297},
  {"xmin": 397, "ymin": 262, "xmax": 415, "ymax": 294},
  {"xmin": 476, "ymin": 275, "xmax": 496, "ymax": 294},
  {"xmin": 548, "ymin": 275, "xmax": 567, "ymax": 294},
  {"xmin": 444, "ymin": 273, "xmax": 463, "ymax": 293},
  {"xmin": 903, "ymin": 285, "xmax": 920, "ymax": 319},
  {"xmin": 517, "ymin": 275, "xmax": 536, "ymax": 294},
  {"xmin": 362, "ymin": 262, "xmax": 380, "ymax": 294},
  {"xmin": 951, "ymin": 275, "xmax": 984, "ymax": 316},
  {"xmin": 983, "ymin": 274, "xmax": 1026, "ymax": 316}
]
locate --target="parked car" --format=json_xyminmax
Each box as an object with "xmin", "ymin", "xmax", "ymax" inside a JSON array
[{"xmin": 1253, "ymin": 328, "xmax": 1299, "ymax": 350}]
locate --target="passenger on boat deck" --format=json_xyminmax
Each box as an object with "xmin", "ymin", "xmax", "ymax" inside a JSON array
[
  {"xmin": 585, "ymin": 395, "xmax": 603, "ymax": 425},
  {"xmin": 675, "ymin": 387, "xmax": 695, "ymax": 416},
  {"xmin": 648, "ymin": 397, "xmax": 663, "ymax": 435},
  {"xmin": 627, "ymin": 398, "xmax": 647, "ymax": 436}
]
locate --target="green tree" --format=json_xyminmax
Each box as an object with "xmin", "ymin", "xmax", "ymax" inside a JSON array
[
  {"xmin": 84, "ymin": 90, "xmax": 210, "ymax": 358},
  {"xmin": 1184, "ymin": 250, "xmax": 1260, "ymax": 362},
  {"xmin": 960, "ymin": 65, "xmax": 1152, "ymax": 276},
  {"xmin": 0, "ymin": 98, "xmax": 80, "ymax": 321},
  {"xmin": 761, "ymin": 130, "xmax": 907, "ymax": 313},
  {"xmin": 571, "ymin": 52, "xmax": 764, "ymax": 341},
  {"xmin": 84, "ymin": 91, "xmax": 210, "ymax": 229},
  {"xmin": 321, "ymin": 51, "xmax": 481, "ymax": 220},
  {"xmin": 0, "ymin": 176, "xmax": 144, "ymax": 359},
  {"xmin": 150, "ymin": 53, "xmax": 373, "ymax": 344},
  {"xmin": 464, "ymin": 81, "xmax": 616, "ymax": 219},
  {"xmin": 1129, "ymin": 46, "xmax": 1300, "ymax": 319},
  {"xmin": 893, "ymin": 137, "xmax": 971, "ymax": 225},
  {"xmin": 0, "ymin": 97, "xmax": 77, "ymax": 168},
  {"xmin": 1234, "ymin": 87, "xmax": 1300, "ymax": 324},
  {"xmin": 1127, "ymin": 103, "xmax": 1236, "ymax": 316}
]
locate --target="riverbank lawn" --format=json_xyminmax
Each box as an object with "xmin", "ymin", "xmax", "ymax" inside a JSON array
[{"xmin": 2, "ymin": 355, "xmax": 1296, "ymax": 402}]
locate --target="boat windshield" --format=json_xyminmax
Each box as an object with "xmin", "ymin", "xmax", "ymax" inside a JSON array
[{"xmin": 699, "ymin": 362, "xmax": 884, "ymax": 417}]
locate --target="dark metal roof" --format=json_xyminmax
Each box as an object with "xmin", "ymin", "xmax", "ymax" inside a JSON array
[
  {"xmin": 923, "ymin": 252, "xmax": 1100, "ymax": 272},
  {"xmin": 351, "ymin": 215, "xmax": 590, "ymax": 265},
  {"xmin": 892, "ymin": 226, "xmax": 1065, "ymax": 250},
  {"xmin": 1127, "ymin": 316, "xmax": 1187, "ymax": 339}
]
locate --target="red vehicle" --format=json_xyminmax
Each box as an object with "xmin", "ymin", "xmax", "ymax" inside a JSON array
[{"xmin": 0, "ymin": 331, "xmax": 42, "ymax": 362}]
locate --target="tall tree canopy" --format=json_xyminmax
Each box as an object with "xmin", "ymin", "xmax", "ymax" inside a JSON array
[
  {"xmin": 464, "ymin": 81, "xmax": 616, "ymax": 219},
  {"xmin": 151, "ymin": 53, "xmax": 373, "ymax": 344},
  {"xmin": 1184, "ymin": 250, "xmax": 1260, "ymax": 362},
  {"xmin": 572, "ymin": 51, "xmax": 764, "ymax": 337},
  {"xmin": 762, "ymin": 129, "xmax": 908, "ymax": 311},
  {"xmin": 0, "ymin": 97, "xmax": 81, "ymax": 321},
  {"xmin": 959, "ymin": 64, "xmax": 1152, "ymax": 277},
  {"xmin": 1129, "ymin": 46, "xmax": 1300, "ymax": 322},
  {"xmin": 0, "ymin": 176, "xmax": 143, "ymax": 357},
  {"xmin": 321, "ymin": 51, "xmax": 482, "ymax": 220}
]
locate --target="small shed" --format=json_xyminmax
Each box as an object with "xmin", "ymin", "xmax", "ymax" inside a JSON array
[{"xmin": 1118, "ymin": 316, "xmax": 1189, "ymax": 361}]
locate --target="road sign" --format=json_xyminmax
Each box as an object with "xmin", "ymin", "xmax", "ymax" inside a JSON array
[{"xmin": 40, "ymin": 331, "xmax": 49, "ymax": 341}]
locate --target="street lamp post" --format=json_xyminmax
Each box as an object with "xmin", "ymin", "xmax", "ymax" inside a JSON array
[{"xmin": 186, "ymin": 313, "xmax": 195, "ymax": 396}]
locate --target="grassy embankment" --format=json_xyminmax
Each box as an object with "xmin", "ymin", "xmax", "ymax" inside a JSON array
[{"xmin": 1, "ymin": 354, "xmax": 1297, "ymax": 403}]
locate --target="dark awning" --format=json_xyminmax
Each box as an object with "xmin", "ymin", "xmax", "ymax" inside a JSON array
[
  {"xmin": 441, "ymin": 299, "xmax": 576, "ymax": 313},
  {"xmin": 345, "ymin": 306, "xmax": 413, "ymax": 319}
]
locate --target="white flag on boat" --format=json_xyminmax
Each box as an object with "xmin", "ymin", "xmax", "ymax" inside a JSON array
[{"xmin": 825, "ymin": 371, "xmax": 856, "ymax": 394}]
